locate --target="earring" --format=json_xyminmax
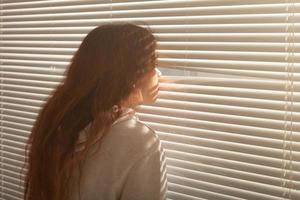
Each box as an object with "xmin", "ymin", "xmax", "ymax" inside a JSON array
[{"xmin": 112, "ymin": 105, "xmax": 119, "ymax": 113}]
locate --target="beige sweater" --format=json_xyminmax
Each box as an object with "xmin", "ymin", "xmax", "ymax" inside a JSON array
[{"xmin": 69, "ymin": 107, "xmax": 168, "ymax": 200}]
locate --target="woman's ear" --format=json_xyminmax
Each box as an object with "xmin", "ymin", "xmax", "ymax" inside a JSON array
[{"xmin": 131, "ymin": 86, "xmax": 144, "ymax": 106}]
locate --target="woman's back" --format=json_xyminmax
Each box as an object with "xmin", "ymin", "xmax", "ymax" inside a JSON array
[
  {"xmin": 24, "ymin": 22, "xmax": 166, "ymax": 200},
  {"xmin": 69, "ymin": 108, "xmax": 168, "ymax": 200}
]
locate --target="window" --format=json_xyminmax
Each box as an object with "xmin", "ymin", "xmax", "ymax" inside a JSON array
[{"xmin": 0, "ymin": 0, "xmax": 299, "ymax": 199}]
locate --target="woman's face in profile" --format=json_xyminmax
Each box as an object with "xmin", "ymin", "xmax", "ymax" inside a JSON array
[{"xmin": 139, "ymin": 67, "xmax": 161, "ymax": 104}]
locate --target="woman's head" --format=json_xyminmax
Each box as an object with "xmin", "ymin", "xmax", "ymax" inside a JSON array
[
  {"xmin": 66, "ymin": 21, "xmax": 159, "ymax": 112},
  {"xmin": 23, "ymin": 22, "xmax": 159, "ymax": 200}
]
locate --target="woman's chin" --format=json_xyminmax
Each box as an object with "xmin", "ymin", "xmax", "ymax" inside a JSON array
[{"xmin": 144, "ymin": 95, "xmax": 158, "ymax": 105}]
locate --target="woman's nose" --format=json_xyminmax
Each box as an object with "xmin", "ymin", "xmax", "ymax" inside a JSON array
[{"xmin": 155, "ymin": 68, "xmax": 162, "ymax": 77}]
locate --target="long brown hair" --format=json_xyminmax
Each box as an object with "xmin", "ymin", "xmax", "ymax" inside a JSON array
[{"xmin": 22, "ymin": 22, "xmax": 157, "ymax": 200}]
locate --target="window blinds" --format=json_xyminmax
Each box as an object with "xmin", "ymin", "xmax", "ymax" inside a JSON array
[{"xmin": 0, "ymin": 0, "xmax": 299, "ymax": 200}]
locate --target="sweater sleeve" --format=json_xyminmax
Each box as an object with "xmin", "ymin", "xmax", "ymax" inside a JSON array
[{"xmin": 119, "ymin": 138, "xmax": 168, "ymax": 200}]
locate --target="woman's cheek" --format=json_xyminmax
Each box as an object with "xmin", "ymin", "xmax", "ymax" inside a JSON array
[{"xmin": 143, "ymin": 75, "xmax": 159, "ymax": 103}]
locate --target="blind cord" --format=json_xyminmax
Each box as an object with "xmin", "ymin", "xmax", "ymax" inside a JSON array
[{"xmin": 282, "ymin": 0, "xmax": 295, "ymax": 199}]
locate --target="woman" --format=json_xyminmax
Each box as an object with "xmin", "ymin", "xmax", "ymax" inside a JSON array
[{"xmin": 23, "ymin": 22, "xmax": 168, "ymax": 200}]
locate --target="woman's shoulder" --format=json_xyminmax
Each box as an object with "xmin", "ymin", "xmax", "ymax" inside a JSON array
[
  {"xmin": 76, "ymin": 109, "xmax": 160, "ymax": 156},
  {"xmin": 109, "ymin": 114, "xmax": 160, "ymax": 154},
  {"xmin": 92, "ymin": 113, "xmax": 160, "ymax": 164}
]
